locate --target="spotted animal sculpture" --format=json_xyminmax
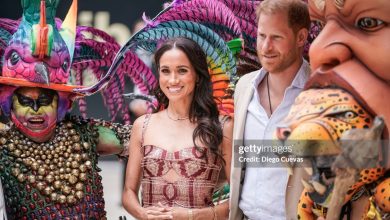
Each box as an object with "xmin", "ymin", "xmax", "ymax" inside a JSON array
[
  {"xmin": 327, "ymin": 117, "xmax": 385, "ymax": 219},
  {"xmin": 276, "ymin": 88, "xmax": 389, "ymax": 219}
]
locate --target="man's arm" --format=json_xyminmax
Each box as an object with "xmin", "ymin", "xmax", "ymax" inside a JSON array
[{"xmin": 92, "ymin": 120, "xmax": 132, "ymax": 157}]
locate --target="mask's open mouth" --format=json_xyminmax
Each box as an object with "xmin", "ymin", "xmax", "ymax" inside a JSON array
[
  {"xmin": 26, "ymin": 117, "xmax": 47, "ymax": 130},
  {"xmin": 28, "ymin": 117, "xmax": 45, "ymax": 125},
  {"xmin": 300, "ymin": 156, "xmax": 337, "ymax": 205}
]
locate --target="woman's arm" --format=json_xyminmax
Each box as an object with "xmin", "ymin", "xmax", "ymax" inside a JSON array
[
  {"xmin": 122, "ymin": 115, "xmax": 174, "ymax": 220},
  {"xmin": 122, "ymin": 116, "xmax": 145, "ymax": 218}
]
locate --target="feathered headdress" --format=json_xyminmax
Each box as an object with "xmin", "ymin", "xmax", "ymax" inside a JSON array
[
  {"xmin": 0, "ymin": 0, "xmax": 151, "ymax": 123},
  {"xmin": 96, "ymin": 0, "xmax": 261, "ymax": 117}
]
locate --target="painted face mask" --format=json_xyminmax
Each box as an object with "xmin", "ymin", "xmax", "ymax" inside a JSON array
[
  {"xmin": 308, "ymin": 0, "xmax": 390, "ymax": 84},
  {"xmin": 11, "ymin": 87, "xmax": 58, "ymax": 142}
]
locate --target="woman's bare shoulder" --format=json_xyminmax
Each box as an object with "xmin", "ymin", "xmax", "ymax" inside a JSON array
[{"xmin": 132, "ymin": 114, "xmax": 147, "ymax": 129}]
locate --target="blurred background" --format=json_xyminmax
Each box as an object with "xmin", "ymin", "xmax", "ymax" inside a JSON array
[{"xmin": 0, "ymin": 0, "xmax": 163, "ymax": 218}]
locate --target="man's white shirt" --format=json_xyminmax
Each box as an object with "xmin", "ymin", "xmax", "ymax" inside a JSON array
[{"xmin": 239, "ymin": 60, "xmax": 310, "ymax": 220}]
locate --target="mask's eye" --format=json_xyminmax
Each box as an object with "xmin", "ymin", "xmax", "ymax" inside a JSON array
[
  {"xmin": 356, "ymin": 17, "xmax": 385, "ymax": 32},
  {"xmin": 329, "ymin": 111, "xmax": 358, "ymax": 120},
  {"xmin": 37, "ymin": 94, "xmax": 54, "ymax": 106},
  {"xmin": 16, "ymin": 94, "xmax": 34, "ymax": 107},
  {"xmin": 343, "ymin": 111, "xmax": 357, "ymax": 119},
  {"xmin": 9, "ymin": 51, "xmax": 20, "ymax": 66},
  {"xmin": 62, "ymin": 60, "xmax": 69, "ymax": 72}
]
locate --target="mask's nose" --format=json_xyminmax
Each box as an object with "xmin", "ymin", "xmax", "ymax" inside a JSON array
[
  {"xmin": 32, "ymin": 100, "xmax": 40, "ymax": 112},
  {"xmin": 276, "ymin": 126, "xmax": 291, "ymax": 141},
  {"xmin": 309, "ymin": 20, "xmax": 352, "ymax": 72}
]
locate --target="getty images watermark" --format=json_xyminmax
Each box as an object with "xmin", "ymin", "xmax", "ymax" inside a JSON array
[
  {"xmin": 234, "ymin": 140, "xmax": 304, "ymax": 167},
  {"xmin": 234, "ymin": 139, "xmax": 390, "ymax": 168},
  {"xmin": 238, "ymin": 144, "xmax": 303, "ymax": 163}
]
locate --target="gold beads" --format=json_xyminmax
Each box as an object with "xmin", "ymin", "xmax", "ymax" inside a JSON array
[
  {"xmin": 31, "ymin": 162, "xmax": 39, "ymax": 171},
  {"xmin": 71, "ymin": 161, "xmax": 79, "ymax": 169},
  {"xmin": 68, "ymin": 174, "xmax": 78, "ymax": 184},
  {"xmin": 8, "ymin": 143, "xmax": 15, "ymax": 151},
  {"xmin": 17, "ymin": 173, "xmax": 26, "ymax": 182},
  {"xmin": 72, "ymin": 135, "xmax": 80, "ymax": 142},
  {"xmin": 11, "ymin": 168, "xmax": 20, "ymax": 177},
  {"xmin": 79, "ymin": 173, "xmax": 87, "ymax": 181},
  {"xmin": 45, "ymin": 174, "xmax": 54, "ymax": 183},
  {"xmin": 58, "ymin": 194, "xmax": 66, "ymax": 204},
  {"xmin": 73, "ymin": 143, "xmax": 81, "ymax": 151},
  {"xmin": 0, "ymin": 137, "xmax": 7, "ymax": 145},
  {"xmin": 75, "ymin": 191, "xmax": 84, "ymax": 200},
  {"xmin": 5, "ymin": 121, "xmax": 93, "ymax": 205},
  {"xmin": 62, "ymin": 185, "xmax": 71, "ymax": 195},
  {"xmin": 38, "ymin": 167, "xmax": 46, "ymax": 175},
  {"xmin": 85, "ymin": 161, "xmax": 92, "ymax": 169},
  {"xmin": 53, "ymin": 180, "xmax": 62, "ymax": 189},
  {"xmin": 28, "ymin": 175, "xmax": 36, "ymax": 183},
  {"xmin": 75, "ymin": 182, "xmax": 84, "ymax": 191},
  {"xmin": 66, "ymin": 195, "xmax": 76, "ymax": 204},
  {"xmin": 83, "ymin": 142, "xmax": 90, "ymax": 150},
  {"xmin": 36, "ymin": 182, "xmax": 46, "ymax": 191},
  {"xmin": 44, "ymin": 186, "xmax": 53, "ymax": 195},
  {"xmin": 50, "ymin": 192, "xmax": 58, "ymax": 201}
]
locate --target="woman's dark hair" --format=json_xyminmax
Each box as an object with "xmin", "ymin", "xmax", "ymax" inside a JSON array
[{"xmin": 153, "ymin": 37, "xmax": 223, "ymax": 159}]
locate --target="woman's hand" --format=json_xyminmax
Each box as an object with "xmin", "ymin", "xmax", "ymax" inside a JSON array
[
  {"xmin": 156, "ymin": 203, "xmax": 189, "ymax": 220},
  {"xmin": 140, "ymin": 204, "xmax": 173, "ymax": 220}
]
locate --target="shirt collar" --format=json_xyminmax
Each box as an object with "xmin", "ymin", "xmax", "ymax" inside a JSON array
[{"xmin": 251, "ymin": 59, "xmax": 310, "ymax": 90}]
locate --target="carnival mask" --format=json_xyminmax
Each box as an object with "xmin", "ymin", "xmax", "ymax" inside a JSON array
[
  {"xmin": 308, "ymin": 0, "xmax": 390, "ymax": 83},
  {"xmin": 275, "ymin": 87, "xmax": 376, "ymax": 211},
  {"xmin": 11, "ymin": 87, "xmax": 58, "ymax": 142}
]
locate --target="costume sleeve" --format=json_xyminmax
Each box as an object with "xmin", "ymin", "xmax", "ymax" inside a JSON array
[{"xmin": 89, "ymin": 118, "xmax": 132, "ymax": 158}]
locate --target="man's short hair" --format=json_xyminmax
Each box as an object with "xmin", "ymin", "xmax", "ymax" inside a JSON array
[{"xmin": 256, "ymin": 0, "xmax": 311, "ymax": 33}]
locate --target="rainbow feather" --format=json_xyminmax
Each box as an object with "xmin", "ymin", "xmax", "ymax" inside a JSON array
[
  {"xmin": 155, "ymin": 21, "xmax": 237, "ymax": 80},
  {"xmin": 219, "ymin": 0, "xmax": 259, "ymax": 21},
  {"xmin": 151, "ymin": 0, "xmax": 242, "ymax": 38},
  {"xmin": 148, "ymin": 0, "xmax": 261, "ymax": 77},
  {"xmin": 157, "ymin": 21, "xmax": 228, "ymax": 52},
  {"xmin": 134, "ymin": 27, "xmax": 235, "ymax": 77}
]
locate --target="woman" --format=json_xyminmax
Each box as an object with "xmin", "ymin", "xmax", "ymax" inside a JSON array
[{"xmin": 123, "ymin": 37, "xmax": 233, "ymax": 220}]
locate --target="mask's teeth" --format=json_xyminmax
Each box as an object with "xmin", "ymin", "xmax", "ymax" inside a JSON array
[
  {"xmin": 312, "ymin": 180, "xmax": 327, "ymax": 195},
  {"xmin": 304, "ymin": 166, "xmax": 314, "ymax": 176},
  {"xmin": 301, "ymin": 179, "xmax": 315, "ymax": 193}
]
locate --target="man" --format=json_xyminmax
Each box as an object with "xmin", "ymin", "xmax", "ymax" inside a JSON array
[
  {"xmin": 0, "ymin": 86, "xmax": 131, "ymax": 219},
  {"xmin": 229, "ymin": 0, "xmax": 311, "ymax": 219}
]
